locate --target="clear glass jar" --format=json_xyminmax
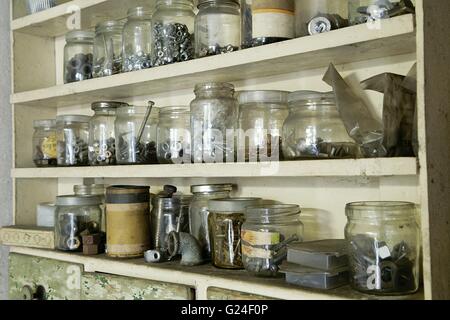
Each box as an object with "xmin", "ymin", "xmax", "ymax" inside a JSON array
[
  {"xmin": 345, "ymin": 202, "xmax": 420, "ymax": 295},
  {"xmin": 238, "ymin": 91, "xmax": 289, "ymax": 162},
  {"xmin": 295, "ymin": 0, "xmax": 348, "ymax": 36},
  {"xmin": 89, "ymin": 101, "xmax": 127, "ymax": 166},
  {"xmin": 282, "ymin": 91, "xmax": 360, "ymax": 160},
  {"xmin": 152, "ymin": 0, "xmax": 196, "ymax": 66},
  {"xmin": 55, "ymin": 195, "xmax": 102, "ymax": 252},
  {"xmin": 64, "ymin": 30, "xmax": 94, "ymax": 83},
  {"xmin": 32, "ymin": 119, "xmax": 57, "ymax": 167},
  {"xmin": 74, "ymin": 184, "xmax": 107, "ymax": 232},
  {"xmin": 115, "ymin": 103, "xmax": 159, "ymax": 165},
  {"xmin": 208, "ymin": 197, "xmax": 262, "ymax": 269},
  {"xmin": 189, "ymin": 184, "xmax": 235, "ymax": 259},
  {"xmin": 26, "ymin": 0, "xmax": 56, "ymax": 14},
  {"xmin": 93, "ymin": 20, "xmax": 124, "ymax": 78},
  {"xmin": 195, "ymin": 0, "xmax": 241, "ymax": 57},
  {"xmin": 348, "ymin": 0, "xmax": 396, "ymax": 25},
  {"xmin": 190, "ymin": 82, "xmax": 239, "ymax": 163},
  {"xmin": 242, "ymin": 204, "xmax": 303, "ymax": 277},
  {"xmin": 56, "ymin": 115, "xmax": 90, "ymax": 166},
  {"xmin": 157, "ymin": 106, "xmax": 191, "ymax": 164},
  {"xmin": 122, "ymin": 7, "xmax": 153, "ymax": 72}
]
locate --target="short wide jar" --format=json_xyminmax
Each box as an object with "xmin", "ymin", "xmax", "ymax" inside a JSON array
[{"xmin": 32, "ymin": 119, "xmax": 57, "ymax": 167}]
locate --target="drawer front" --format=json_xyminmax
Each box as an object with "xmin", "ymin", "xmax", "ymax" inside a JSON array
[
  {"xmin": 207, "ymin": 287, "xmax": 274, "ymax": 300},
  {"xmin": 82, "ymin": 273, "xmax": 194, "ymax": 300},
  {"xmin": 9, "ymin": 254, "xmax": 82, "ymax": 300}
]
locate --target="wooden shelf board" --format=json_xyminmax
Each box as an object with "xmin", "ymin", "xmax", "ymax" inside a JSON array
[{"xmin": 11, "ymin": 15, "xmax": 416, "ymax": 108}]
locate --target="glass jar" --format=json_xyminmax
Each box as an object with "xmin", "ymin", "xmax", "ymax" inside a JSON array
[
  {"xmin": 348, "ymin": 0, "xmax": 395, "ymax": 25},
  {"xmin": 26, "ymin": 0, "xmax": 56, "ymax": 14},
  {"xmin": 122, "ymin": 7, "xmax": 153, "ymax": 72},
  {"xmin": 195, "ymin": 0, "xmax": 241, "ymax": 57},
  {"xmin": 208, "ymin": 197, "xmax": 262, "ymax": 269},
  {"xmin": 191, "ymin": 82, "xmax": 239, "ymax": 163},
  {"xmin": 157, "ymin": 106, "xmax": 191, "ymax": 164},
  {"xmin": 189, "ymin": 184, "xmax": 235, "ymax": 259},
  {"xmin": 89, "ymin": 101, "xmax": 127, "ymax": 166},
  {"xmin": 152, "ymin": 0, "xmax": 196, "ymax": 66},
  {"xmin": 64, "ymin": 30, "xmax": 94, "ymax": 83},
  {"xmin": 55, "ymin": 195, "xmax": 102, "ymax": 252},
  {"xmin": 345, "ymin": 202, "xmax": 420, "ymax": 295},
  {"xmin": 238, "ymin": 91, "xmax": 289, "ymax": 162},
  {"xmin": 242, "ymin": 204, "xmax": 303, "ymax": 277},
  {"xmin": 32, "ymin": 119, "xmax": 57, "ymax": 167},
  {"xmin": 74, "ymin": 184, "xmax": 107, "ymax": 233},
  {"xmin": 282, "ymin": 91, "xmax": 360, "ymax": 160},
  {"xmin": 115, "ymin": 103, "xmax": 159, "ymax": 165},
  {"xmin": 93, "ymin": 20, "xmax": 124, "ymax": 78},
  {"xmin": 56, "ymin": 115, "xmax": 90, "ymax": 166},
  {"xmin": 295, "ymin": 0, "xmax": 348, "ymax": 36}
]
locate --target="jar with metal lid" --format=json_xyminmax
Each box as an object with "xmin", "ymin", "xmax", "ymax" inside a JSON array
[
  {"xmin": 345, "ymin": 202, "xmax": 420, "ymax": 295},
  {"xmin": 282, "ymin": 91, "xmax": 360, "ymax": 160},
  {"xmin": 122, "ymin": 7, "xmax": 153, "ymax": 72},
  {"xmin": 191, "ymin": 82, "xmax": 239, "ymax": 163},
  {"xmin": 208, "ymin": 197, "xmax": 262, "ymax": 269},
  {"xmin": 238, "ymin": 91, "xmax": 289, "ymax": 162},
  {"xmin": 64, "ymin": 30, "xmax": 94, "ymax": 83},
  {"xmin": 195, "ymin": 0, "xmax": 241, "ymax": 57},
  {"xmin": 242, "ymin": 204, "xmax": 303, "ymax": 277},
  {"xmin": 115, "ymin": 102, "xmax": 159, "ymax": 165},
  {"xmin": 152, "ymin": 0, "xmax": 195, "ymax": 66},
  {"xmin": 93, "ymin": 20, "xmax": 124, "ymax": 78},
  {"xmin": 189, "ymin": 184, "xmax": 235, "ymax": 259},
  {"xmin": 89, "ymin": 101, "xmax": 127, "ymax": 166},
  {"xmin": 56, "ymin": 115, "xmax": 90, "ymax": 166},
  {"xmin": 55, "ymin": 195, "xmax": 102, "ymax": 252},
  {"xmin": 157, "ymin": 106, "xmax": 191, "ymax": 164},
  {"xmin": 33, "ymin": 119, "xmax": 57, "ymax": 167}
]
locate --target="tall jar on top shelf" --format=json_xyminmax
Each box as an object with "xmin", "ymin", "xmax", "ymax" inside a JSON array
[
  {"xmin": 64, "ymin": 30, "xmax": 94, "ymax": 83},
  {"xmin": 93, "ymin": 20, "xmax": 124, "ymax": 78}
]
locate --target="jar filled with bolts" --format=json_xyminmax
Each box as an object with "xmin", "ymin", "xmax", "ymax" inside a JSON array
[
  {"xmin": 195, "ymin": 0, "xmax": 241, "ymax": 58},
  {"xmin": 63, "ymin": 30, "xmax": 94, "ymax": 83},
  {"xmin": 93, "ymin": 20, "xmax": 124, "ymax": 78},
  {"xmin": 32, "ymin": 119, "xmax": 57, "ymax": 167},
  {"xmin": 122, "ymin": 7, "xmax": 153, "ymax": 72},
  {"xmin": 56, "ymin": 115, "xmax": 90, "ymax": 166}
]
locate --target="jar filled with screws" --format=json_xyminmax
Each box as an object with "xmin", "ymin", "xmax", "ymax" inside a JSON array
[
  {"xmin": 55, "ymin": 195, "xmax": 102, "ymax": 252},
  {"xmin": 242, "ymin": 204, "xmax": 303, "ymax": 277},
  {"xmin": 195, "ymin": 0, "xmax": 241, "ymax": 57},
  {"xmin": 115, "ymin": 103, "xmax": 159, "ymax": 165},
  {"xmin": 56, "ymin": 115, "xmax": 90, "ymax": 166},
  {"xmin": 208, "ymin": 197, "xmax": 262, "ymax": 269},
  {"xmin": 93, "ymin": 20, "xmax": 124, "ymax": 78},
  {"xmin": 122, "ymin": 7, "xmax": 153, "ymax": 72},
  {"xmin": 151, "ymin": 0, "xmax": 196, "ymax": 66},
  {"xmin": 191, "ymin": 82, "xmax": 239, "ymax": 163},
  {"xmin": 64, "ymin": 30, "xmax": 94, "ymax": 83},
  {"xmin": 89, "ymin": 101, "xmax": 127, "ymax": 166},
  {"xmin": 238, "ymin": 91, "xmax": 289, "ymax": 162},
  {"xmin": 32, "ymin": 119, "xmax": 57, "ymax": 167},
  {"xmin": 282, "ymin": 91, "xmax": 360, "ymax": 160},
  {"xmin": 345, "ymin": 202, "xmax": 420, "ymax": 295},
  {"xmin": 157, "ymin": 106, "xmax": 191, "ymax": 164}
]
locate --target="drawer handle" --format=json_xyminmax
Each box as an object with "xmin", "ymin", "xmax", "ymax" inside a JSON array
[{"xmin": 21, "ymin": 285, "xmax": 46, "ymax": 300}]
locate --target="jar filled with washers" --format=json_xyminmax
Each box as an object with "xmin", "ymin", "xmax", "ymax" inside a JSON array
[
  {"xmin": 89, "ymin": 101, "xmax": 128, "ymax": 166},
  {"xmin": 242, "ymin": 204, "xmax": 303, "ymax": 277},
  {"xmin": 195, "ymin": 0, "xmax": 241, "ymax": 58},
  {"xmin": 190, "ymin": 82, "xmax": 239, "ymax": 163},
  {"xmin": 122, "ymin": 7, "xmax": 153, "ymax": 72},
  {"xmin": 55, "ymin": 195, "xmax": 103, "ymax": 252},
  {"xmin": 152, "ymin": 0, "xmax": 196, "ymax": 66},
  {"xmin": 56, "ymin": 115, "xmax": 90, "ymax": 166},
  {"xmin": 33, "ymin": 119, "xmax": 57, "ymax": 167},
  {"xmin": 93, "ymin": 20, "xmax": 124, "ymax": 78},
  {"xmin": 282, "ymin": 91, "xmax": 360, "ymax": 160},
  {"xmin": 238, "ymin": 90, "xmax": 289, "ymax": 162},
  {"xmin": 64, "ymin": 30, "xmax": 94, "ymax": 83},
  {"xmin": 208, "ymin": 197, "xmax": 262, "ymax": 269},
  {"xmin": 345, "ymin": 202, "xmax": 420, "ymax": 295}
]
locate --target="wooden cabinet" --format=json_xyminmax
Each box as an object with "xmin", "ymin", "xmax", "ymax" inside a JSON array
[{"xmin": 207, "ymin": 288, "xmax": 273, "ymax": 300}]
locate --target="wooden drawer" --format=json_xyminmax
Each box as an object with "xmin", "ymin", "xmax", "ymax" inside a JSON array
[
  {"xmin": 207, "ymin": 287, "xmax": 274, "ymax": 300},
  {"xmin": 9, "ymin": 253, "xmax": 82, "ymax": 300},
  {"xmin": 82, "ymin": 273, "xmax": 194, "ymax": 300}
]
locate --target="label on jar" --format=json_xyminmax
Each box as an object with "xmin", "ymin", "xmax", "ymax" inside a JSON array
[
  {"xmin": 241, "ymin": 230, "xmax": 280, "ymax": 246},
  {"xmin": 242, "ymin": 244, "xmax": 273, "ymax": 259},
  {"xmin": 41, "ymin": 134, "xmax": 57, "ymax": 158},
  {"xmin": 252, "ymin": 0, "xmax": 295, "ymax": 39}
]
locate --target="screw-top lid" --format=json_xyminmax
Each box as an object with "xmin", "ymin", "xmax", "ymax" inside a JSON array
[
  {"xmin": 191, "ymin": 184, "xmax": 236, "ymax": 194},
  {"xmin": 288, "ymin": 91, "xmax": 335, "ymax": 104},
  {"xmin": 346, "ymin": 201, "xmax": 417, "ymax": 221},
  {"xmin": 127, "ymin": 6, "xmax": 153, "ymax": 17},
  {"xmin": 95, "ymin": 20, "xmax": 124, "ymax": 32},
  {"xmin": 238, "ymin": 90, "xmax": 290, "ymax": 106},
  {"xmin": 194, "ymin": 82, "xmax": 235, "ymax": 93},
  {"xmin": 74, "ymin": 184, "xmax": 106, "ymax": 196},
  {"xmin": 56, "ymin": 195, "xmax": 102, "ymax": 206},
  {"xmin": 198, "ymin": 0, "xmax": 240, "ymax": 8},
  {"xmin": 65, "ymin": 30, "xmax": 95, "ymax": 42},
  {"xmin": 56, "ymin": 115, "xmax": 91, "ymax": 123},
  {"xmin": 91, "ymin": 101, "xmax": 129, "ymax": 111},
  {"xmin": 209, "ymin": 197, "xmax": 262, "ymax": 213},
  {"xmin": 33, "ymin": 119, "xmax": 56, "ymax": 128},
  {"xmin": 159, "ymin": 106, "xmax": 190, "ymax": 115}
]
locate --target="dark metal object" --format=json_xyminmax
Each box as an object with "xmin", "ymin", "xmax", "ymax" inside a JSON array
[
  {"xmin": 308, "ymin": 14, "xmax": 349, "ymax": 35},
  {"xmin": 65, "ymin": 53, "xmax": 93, "ymax": 83},
  {"xmin": 198, "ymin": 43, "xmax": 239, "ymax": 57}
]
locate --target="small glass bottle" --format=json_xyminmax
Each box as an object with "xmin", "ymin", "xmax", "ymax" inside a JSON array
[
  {"xmin": 122, "ymin": 7, "xmax": 153, "ymax": 72},
  {"xmin": 93, "ymin": 20, "xmax": 124, "ymax": 78},
  {"xmin": 32, "ymin": 119, "xmax": 57, "ymax": 167},
  {"xmin": 195, "ymin": 0, "xmax": 241, "ymax": 57},
  {"xmin": 64, "ymin": 30, "xmax": 94, "ymax": 83},
  {"xmin": 56, "ymin": 115, "xmax": 90, "ymax": 166}
]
